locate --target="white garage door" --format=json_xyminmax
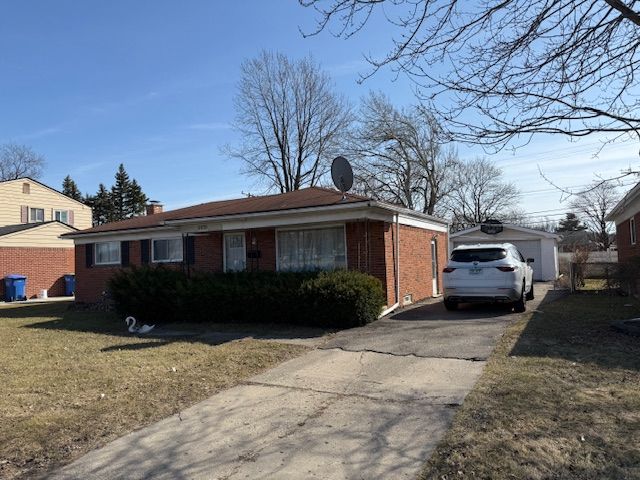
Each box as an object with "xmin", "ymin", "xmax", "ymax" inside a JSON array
[
  {"xmin": 510, "ymin": 240, "xmax": 543, "ymax": 280},
  {"xmin": 452, "ymin": 240, "xmax": 543, "ymax": 280}
]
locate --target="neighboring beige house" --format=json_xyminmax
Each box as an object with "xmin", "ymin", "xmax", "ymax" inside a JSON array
[{"xmin": 0, "ymin": 177, "xmax": 92, "ymax": 299}]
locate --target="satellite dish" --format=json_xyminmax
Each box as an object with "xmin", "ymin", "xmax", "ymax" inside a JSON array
[{"xmin": 331, "ymin": 156, "xmax": 353, "ymax": 198}]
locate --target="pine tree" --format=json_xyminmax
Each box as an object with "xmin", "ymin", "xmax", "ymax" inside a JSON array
[
  {"xmin": 87, "ymin": 184, "xmax": 112, "ymax": 225},
  {"xmin": 61, "ymin": 175, "xmax": 83, "ymax": 201},
  {"xmin": 556, "ymin": 213, "xmax": 587, "ymax": 233},
  {"xmin": 110, "ymin": 164, "xmax": 130, "ymax": 221},
  {"xmin": 125, "ymin": 179, "xmax": 148, "ymax": 217}
]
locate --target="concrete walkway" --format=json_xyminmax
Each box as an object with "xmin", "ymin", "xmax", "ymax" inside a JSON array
[{"xmin": 52, "ymin": 285, "xmax": 561, "ymax": 480}]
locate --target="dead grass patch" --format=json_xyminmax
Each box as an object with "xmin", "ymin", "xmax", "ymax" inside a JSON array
[
  {"xmin": 0, "ymin": 302, "xmax": 308, "ymax": 479},
  {"xmin": 421, "ymin": 295, "xmax": 640, "ymax": 480}
]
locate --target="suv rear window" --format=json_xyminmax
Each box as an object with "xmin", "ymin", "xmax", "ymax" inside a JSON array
[{"xmin": 451, "ymin": 248, "xmax": 507, "ymax": 262}]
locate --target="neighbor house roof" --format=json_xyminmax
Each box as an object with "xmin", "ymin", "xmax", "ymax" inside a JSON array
[
  {"xmin": 0, "ymin": 177, "xmax": 90, "ymax": 208},
  {"xmin": 606, "ymin": 181, "xmax": 640, "ymax": 222},
  {"xmin": 64, "ymin": 187, "xmax": 448, "ymax": 238},
  {"xmin": 0, "ymin": 221, "xmax": 78, "ymax": 238},
  {"xmin": 451, "ymin": 224, "xmax": 560, "ymax": 240}
]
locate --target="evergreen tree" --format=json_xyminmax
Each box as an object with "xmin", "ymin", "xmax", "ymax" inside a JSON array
[
  {"xmin": 110, "ymin": 164, "xmax": 130, "ymax": 221},
  {"xmin": 556, "ymin": 213, "xmax": 587, "ymax": 233},
  {"xmin": 61, "ymin": 175, "xmax": 83, "ymax": 201},
  {"xmin": 125, "ymin": 179, "xmax": 148, "ymax": 217},
  {"xmin": 87, "ymin": 184, "xmax": 112, "ymax": 226}
]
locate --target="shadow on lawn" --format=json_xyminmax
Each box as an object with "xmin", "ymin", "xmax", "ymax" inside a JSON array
[
  {"xmin": 509, "ymin": 292, "xmax": 640, "ymax": 371},
  {"xmin": 14, "ymin": 302, "xmax": 328, "ymax": 351}
]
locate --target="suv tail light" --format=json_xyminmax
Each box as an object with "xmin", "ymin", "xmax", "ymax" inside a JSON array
[
  {"xmin": 443, "ymin": 267, "xmax": 456, "ymax": 273},
  {"xmin": 496, "ymin": 266, "xmax": 516, "ymax": 272}
]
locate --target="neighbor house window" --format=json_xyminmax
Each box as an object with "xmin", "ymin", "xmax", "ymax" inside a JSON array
[
  {"xmin": 29, "ymin": 208, "xmax": 44, "ymax": 223},
  {"xmin": 277, "ymin": 226, "xmax": 346, "ymax": 271},
  {"xmin": 95, "ymin": 241, "xmax": 121, "ymax": 265},
  {"xmin": 631, "ymin": 217, "xmax": 637, "ymax": 245},
  {"xmin": 152, "ymin": 238, "xmax": 183, "ymax": 263},
  {"xmin": 224, "ymin": 233, "xmax": 246, "ymax": 272},
  {"xmin": 54, "ymin": 210, "xmax": 69, "ymax": 224}
]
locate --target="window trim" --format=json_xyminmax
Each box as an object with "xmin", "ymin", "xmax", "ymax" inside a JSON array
[
  {"xmin": 223, "ymin": 232, "xmax": 246, "ymax": 272},
  {"xmin": 54, "ymin": 209, "xmax": 69, "ymax": 224},
  {"xmin": 151, "ymin": 237, "xmax": 184, "ymax": 263},
  {"xmin": 29, "ymin": 207, "xmax": 45, "ymax": 223},
  {"xmin": 631, "ymin": 217, "xmax": 637, "ymax": 245},
  {"xmin": 94, "ymin": 241, "xmax": 121, "ymax": 266},
  {"xmin": 275, "ymin": 223, "xmax": 347, "ymax": 272}
]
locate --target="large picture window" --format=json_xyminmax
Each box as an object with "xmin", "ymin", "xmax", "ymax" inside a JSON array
[
  {"xmin": 95, "ymin": 241, "xmax": 121, "ymax": 265},
  {"xmin": 153, "ymin": 238, "xmax": 183, "ymax": 263},
  {"xmin": 224, "ymin": 233, "xmax": 246, "ymax": 272},
  {"xmin": 277, "ymin": 226, "xmax": 346, "ymax": 271}
]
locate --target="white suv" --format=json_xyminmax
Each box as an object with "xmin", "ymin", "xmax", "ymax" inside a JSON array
[{"xmin": 442, "ymin": 243, "xmax": 534, "ymax": 312}]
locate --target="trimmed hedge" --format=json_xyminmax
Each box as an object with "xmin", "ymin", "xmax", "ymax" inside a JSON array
[{"xmin": 107, "ymin": 267, "xmax": 385, "ymax": 328}]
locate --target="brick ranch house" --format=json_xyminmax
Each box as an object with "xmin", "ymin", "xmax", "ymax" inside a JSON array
[
  {"xmin": 64, "ymin": 187, "xmax": 449, "ymax": 312},
  {"xmin": 607, "ymin": 180, "xmax": 640, "ymax": 262}
]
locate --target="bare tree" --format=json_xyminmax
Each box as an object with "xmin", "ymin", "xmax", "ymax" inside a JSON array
[
  {"xmin": 569, "ymin": 181, "xmax": 619, "ymax": 250},
  {"xmin": 447, "ymin": 158, "xmax": 520, "ymax": 227},
  {"xmin": 226, "ymin": 51, "xmax": 352, "ymax": 192},
  {"xmin": 352, "ymin": 92, "xmax": 460, "ymax": 216},
  {"xmin": 0, "ymin": 143, "xmax": 45, "ymax": 180},
  {"xmin": 300, "ymin": 1, "xmax": 640, "ymax": 149}
]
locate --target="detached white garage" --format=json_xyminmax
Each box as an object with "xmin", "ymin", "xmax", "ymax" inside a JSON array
[{"xmin": 450, "ymin": 224, "xmax": 559, "ymax": 281}]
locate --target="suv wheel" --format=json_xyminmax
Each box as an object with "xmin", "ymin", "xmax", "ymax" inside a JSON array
[
  {"xmin": 444, "ymin": 299, "xmax": 458, "ymax": 311},
  {"xmin": 526, "ymin": 282, "xmax": 534, "ymax": 301},
  {"xmin": 513, "ymin": 283, "xmax": 526, "ymax": 313}
]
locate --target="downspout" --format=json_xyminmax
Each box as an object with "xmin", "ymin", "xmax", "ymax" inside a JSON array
[{"xmin": 380, "ymin": 212, "xmax": 400, "ymax": 318}]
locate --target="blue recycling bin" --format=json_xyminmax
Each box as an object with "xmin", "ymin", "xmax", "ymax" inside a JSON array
[
  {"xmin": 64, "ymin": 274, "xmax": 76, "ymax": 296},
  {"xmin": 4, "ymin": 274, "xmax": 27, "ymax": 302}
]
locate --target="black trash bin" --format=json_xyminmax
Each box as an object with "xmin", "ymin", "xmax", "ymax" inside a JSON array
[
  {"xmin": 4, "ymin": 274, "xmax": 27, "ymax": 302},
  {"xmin": 64, "ymin": 274, "xmax": 76, "ymax": 296}
]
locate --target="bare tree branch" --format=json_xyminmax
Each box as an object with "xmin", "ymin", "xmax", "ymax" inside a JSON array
[
  {"xmin": 300, "ymin": 0, "xmax": 640, "ymax": 149},
  {"xmin": 0, "ymin": 143, "xmax": 45, "ymax": 181}
]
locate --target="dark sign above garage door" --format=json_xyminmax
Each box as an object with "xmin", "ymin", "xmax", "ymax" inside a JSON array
[{"xmin": 480, "ymin": 220, "xmax": 503, "ymax": 235}]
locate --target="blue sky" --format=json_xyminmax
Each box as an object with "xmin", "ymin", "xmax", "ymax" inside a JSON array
[{"xmin": 1, "ymin": 0, "xmax": 637, "ymax": 225}]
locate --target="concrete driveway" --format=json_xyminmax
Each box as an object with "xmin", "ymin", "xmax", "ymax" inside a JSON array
[{"xmin": 52, "ymin": 284, "xmax": 558, "ymax": 480}]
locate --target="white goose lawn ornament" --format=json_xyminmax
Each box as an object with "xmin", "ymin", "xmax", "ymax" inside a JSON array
[{"xmin": 124, "ymin": 316, "xmax": 155, "ymax": 334}]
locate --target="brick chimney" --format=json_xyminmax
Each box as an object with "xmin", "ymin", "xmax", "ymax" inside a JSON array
[{"xmin": 146, "ymin": 200, "xmax": 163, "ymax": 215}]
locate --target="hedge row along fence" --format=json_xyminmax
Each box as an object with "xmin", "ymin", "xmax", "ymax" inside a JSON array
[{"xmin": 107, "ymin": 267, "xmax": 386, "ymax": 328}]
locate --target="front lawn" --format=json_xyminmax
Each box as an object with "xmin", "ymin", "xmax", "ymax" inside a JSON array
[
  {"xmin": 422, "ymin": 295, "xmax": 640, "ymax": 479},
  {"xmin": 0, "ymin": 302, "xmax": 309, "ymax": 479}
]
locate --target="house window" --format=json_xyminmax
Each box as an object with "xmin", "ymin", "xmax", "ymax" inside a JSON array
[
  {"xmin": 54, "ymin": 210, "xmax": 69, "ymax": 224},
  {"xmin": 224, "ymin": 233, "xmax": 246, "ymax": 272},
  {"xmin": 277, "ymin": 226, "xmax": 346, "ymax": 271},
  {"xmin": 152, "ymin": 238, "xmax": 183, "ymax": 263},
  {"xmin": 29, "ymin": 208, "xmax": 44, "ymax": 223},
  {"xmin": 631, "ymin": 217, "xmax": 637, "ymax": 245},
  {"xmin": 22, "ymin": 183, "xmax": 30, "ymax": 194},
  {"xmin": 95, "ymin": 241, "xmax": 121, "ymax": 265}
]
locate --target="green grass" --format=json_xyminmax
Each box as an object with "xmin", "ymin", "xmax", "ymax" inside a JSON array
[
  {"xmin": 0, "ymin": 302, "xmax": 309, "ymax": 479},
  {"xmin": 421, "ymin": 295, "xmax": 640, "ymax": 480}
]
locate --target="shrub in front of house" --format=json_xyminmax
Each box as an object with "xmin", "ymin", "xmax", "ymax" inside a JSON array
[
  {"xmin": 301, "ymin": 270, "xmax": 386, "ymax": 328},
  {"xmin": 107, "ymin": 267, "xmax": 385, "ymax": 328}
]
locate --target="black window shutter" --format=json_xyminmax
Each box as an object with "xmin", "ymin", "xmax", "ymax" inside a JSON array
[
  {"xmin": 85, "ymin": 243, "xmax": 94, "ymax": 268},
  {"xmin": 141, "ymin": 239, "xmax": 150, "ymax": 264},
  {"xmin": 186, "ymin": 236, "xmax": 196, "ymax": 265},
  {"xmin": 121, "ymin": 241, "xmax": 130, "ymax": 267}
]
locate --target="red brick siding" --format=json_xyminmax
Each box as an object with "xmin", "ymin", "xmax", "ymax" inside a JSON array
[
  {"xmin": 395, "ymin": 224, "xmax": 447, "ymax": 306},
  {"xmin": 617, "ymin": 214, "xmax": 640, "ymax": 262},
  {"xmin": 0, "ymin": 247, "xmax": 74, "ymax": 299},
  {"xmin": 246, "ymin": 229, "xmax": 277, "ymax": 272}
]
